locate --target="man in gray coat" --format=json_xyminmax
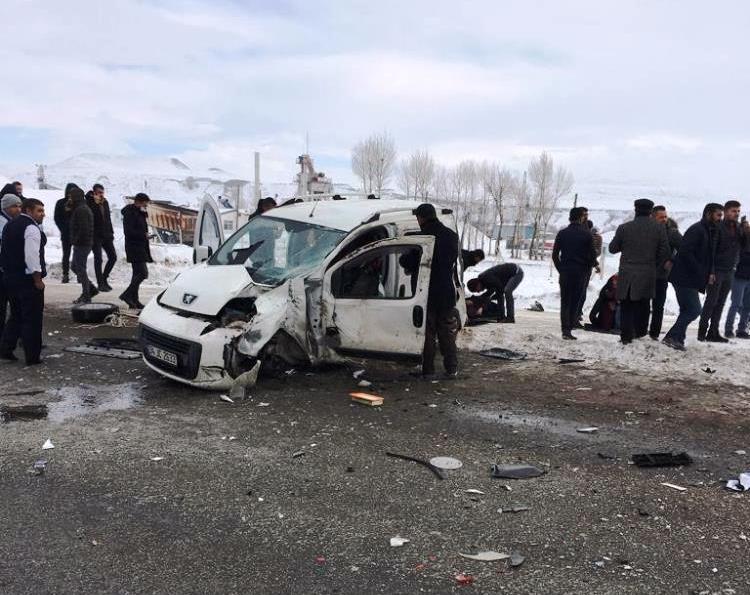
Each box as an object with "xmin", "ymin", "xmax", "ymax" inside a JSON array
[{"xmin": 609, "ymin": 198, "xmax": 670, "ymax": 344}]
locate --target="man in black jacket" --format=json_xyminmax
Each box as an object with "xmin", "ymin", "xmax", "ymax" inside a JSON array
[
  {"xmin": 663, "ymin": 203, "xmax": 723, "ymax": 350},
  {"xmin": 698, "ymin": 200, "xmax": 746, "ymax": 342},
  {"xmin": 648, "ymin": 207, "xmax": 682, "ymax": 339},
  {"xmin": 53, "ymin": 183, "xmax": 79, "ymax": 283},
  {"xmin": 86, "ymin": 184, "xmax": 117, "ymax": 292},
  {"xmin": 414, "ymin": 203, "xmax": 460, "ymax": 377},
  {"xmin": 461, "ymin": 248, "xmax": 485, "ymax": 272},
  {"xmin": 466, "ymin": 263, "xmax": 523, "ymax": 322},
  {"xmin": 0, "ymin": 193, "xmax": 22, "ymax": 343},
  {"xmin": 69, "ymin": 187, "xmax": 96, "ymax": 304},
  {"xmin": 0, "ymin": 198, "xmax": 47, "ymax": 365},
  {"xmin": 552, "ymin": 207, "xmax": 597, "ymax": 340},
  {"xmin": 120, "ymin": 193, "xmax": 153, "ymax": 309},
  {"xmin": 725, "ymin": 234, "xmax": 750, "ymax": 338}
]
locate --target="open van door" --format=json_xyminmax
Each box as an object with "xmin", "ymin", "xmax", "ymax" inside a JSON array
[
  {"xmin": 322, "ymin": 236, "xmax": 434, "ymax": 361},
  {"xmin": 193, "ymin": 194, "xmax": 225, "ymax": 263}
]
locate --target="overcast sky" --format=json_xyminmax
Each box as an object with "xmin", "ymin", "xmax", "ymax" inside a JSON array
[{"xmin": 1, "ymin": 0, "xmax": 749, "ymax": 196}]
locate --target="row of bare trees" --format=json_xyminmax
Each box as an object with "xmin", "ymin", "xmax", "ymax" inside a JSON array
[{"xmin": 350, "ymin": 132, "xmax": 574, "ymax": 259}]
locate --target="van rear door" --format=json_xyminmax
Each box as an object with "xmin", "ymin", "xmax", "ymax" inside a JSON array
[{"xmin": 322, "ymin": 236, "xmax": 434, "ymax": 361}]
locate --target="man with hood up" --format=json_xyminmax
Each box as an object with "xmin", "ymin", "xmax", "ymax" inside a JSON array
[
  {"xmin": 54, "ymin": 183, "xmax": 79, "ymax": 283},
  {"xmin": 120, "ymin": 193, "xmax": 153, "ymax": 309},
  {"xmin": 68, "ymin": 186, "xmax": 96, "ymax": 303}
]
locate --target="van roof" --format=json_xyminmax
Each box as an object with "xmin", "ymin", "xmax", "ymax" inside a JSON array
[{"xmin": 262, "ymin": 198, "xmax": 421, "ymax": 232}]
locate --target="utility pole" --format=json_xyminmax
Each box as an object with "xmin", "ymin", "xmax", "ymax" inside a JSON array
[{"xmin": 573, "ymin": 192, "xmax": 578, "ymax": 208}]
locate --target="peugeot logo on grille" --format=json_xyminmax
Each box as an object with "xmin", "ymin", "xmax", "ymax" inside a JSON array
[{"xmin": 182, "ymin": 293, "xmax": 198, "ymax": 305}]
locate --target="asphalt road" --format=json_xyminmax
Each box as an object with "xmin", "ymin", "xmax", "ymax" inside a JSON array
[{"xmin": 1, "ymin": 284, "xmax": 749, "ymax": 594}]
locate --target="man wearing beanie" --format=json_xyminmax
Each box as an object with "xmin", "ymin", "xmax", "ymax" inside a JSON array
[
  {"xmin": 609, "ymin": 198, "xmax": 670, "ymax": 345},
  {"xmin": 68, "ymin": 186, "xmax": 97, "ymax": 304},
  {"xmin": 0, "ymin": 193, "xmax": 23, "ymax": 341}
]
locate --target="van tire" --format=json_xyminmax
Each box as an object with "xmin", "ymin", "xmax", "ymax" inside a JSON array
[{"xmin": 71, "ymin": 302, "xmax": 120, "ymax": 324}]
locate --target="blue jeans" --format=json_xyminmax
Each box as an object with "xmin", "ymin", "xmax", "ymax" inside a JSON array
[
  {"xmin": 664, "ymin": 285, "xmax": 702, "ymax": 344},
  {"xmin": 725, "ymin": 277, "xmax": 750, "ymax": 334}
]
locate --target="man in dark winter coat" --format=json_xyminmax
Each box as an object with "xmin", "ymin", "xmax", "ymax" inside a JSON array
[
  {"xmin": 53, "ymin": 183, "xmax": 79, "ymax": 283},
  {"xmin": 414, "ymin": 203, "xmax": 460, "ymax": 377},
  {"xmin": 698, "ymin": 200, "xmax": 746, "ymax": 342},
  {"xmin": 725, "ymin": 240, "xmax": 750, "ymax": 338},
  {"xmin": 575, "ymin": 217, "xmax": 602, "ymax": 325},
  {"xmin": 0, "ymin": 198, "xmax": 47, "ymax": 365},
  {"xmin": 609, "ymin": 198, "xmax": 670, "ymax": 345},
  {"xmin": 663, "ymin": 203, "xmax": 724, "ymax": 350},
  {"xmin": 86, "ymin": 184, "xmax": 117, "ymax": 292},
  {"xmin": 648, "ymin": 206, "xmax": 682, "ymax": 339},
  {"xmin": 552, "ymin": 207, "xmax": 598, "ymax": 340},
  {"xmin": 466, "ymin": 263, "xmax": 523, "ymax": 322},
  {"xmin": 0, "ymin": 193, "xmax": 23, "ymax": 343},
  {"xmin": 461, "ymin": 248, "xmax": 485, "ymax": 272},
  {"xmin": 120, "ymin": 193, "xmax": 153, "ymax": 309},
  {"xmin": 68, "ymin": 187, "xmax": 96, "ymax": 303}
]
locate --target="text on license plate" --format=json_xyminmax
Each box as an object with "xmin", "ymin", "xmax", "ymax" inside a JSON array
[{"xmin": 146, "ymin": 345, "xmax": 178, "ymax": 366}]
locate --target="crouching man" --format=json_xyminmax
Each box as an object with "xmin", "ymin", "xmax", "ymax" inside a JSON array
[
  {"xmin": 0, "ymin": 199, "xmax": 47, "ymax": 365},
  {"xmin": 466, "ymin": 263, "xmax": 524, "ymax": 323}
]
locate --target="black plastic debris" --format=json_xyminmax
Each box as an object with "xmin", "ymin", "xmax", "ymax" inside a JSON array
[
  {"xmin": 1, "ymin": 404, "xmax": 48, "ymax": 422},
  {"xmin": 597, "ymin": 452, "xmax": 615, "ymax": 460},
  {"xmin": 386, "ymin": 452, "xmax": 446, "ymax": 480},
  {"xmin": 631, "ymin": 452, "xmax": 692, "ymax": 467},
  {"xmin": 703, "ymin": 367, "xmax": 716, "ymax": 374},
  {"xmin": 479, "ymin": 348, "xmax": 528, "ymax": 361},
  {"xmin": 558, "ymin": 358, "xmax": 586, "ymax": 365},
  {"xmin": 491, "ymin": 464, "xmax": 545, "ymax": 479}
]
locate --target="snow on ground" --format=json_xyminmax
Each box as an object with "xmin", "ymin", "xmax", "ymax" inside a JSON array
[{"xmin": 459, "ymin": 309, "xmax": 750, "ymax": 389}]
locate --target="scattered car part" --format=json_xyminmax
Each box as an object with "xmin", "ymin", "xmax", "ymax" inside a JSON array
[
  {"xmin": 88, "ymin": 337, "xmax": 141, "ymax": 351},
  {"xmin": 65, "ymin": 344, "xmax": 141, "ymax": 360},
  {"xmin": 726, "ymin": 472, "xmax": 750, "ymax": 492},
  {"xmin": 558, "ymin": 358, "xmax": 586, "ymax": 364},
  {"xmin": 219, "ymin": 394, "xmax": 234, "ymax": 404},
  {"xmin": 389, "ymin": 536, "xmax": 409, "ymax": 547},
  {"xmin": 0, "ymin": 404, "xmax": 48, "ymax": 422},
  {"xmin": 478, "ymin": 347, "xmax": 528, "ymax": 361},
  {"xmin": 29, "ymin": 459, "xmax": 48, "ymax": 476},
  {"xmin": 491, "ymin": 464, "xmax": 545, "ymax": 479},
  {"xmin": 386, "ymin": 452, "xmax": 446, "ymax": 480},
  {"xmin": 71, "ymin": 302, "xmax": 119, "ymax": 324},
  {"xmin": 510, "ymin": 552, "xmax": 526, "ymax": 567},
  {"xmin": 42, "ymin": 439, "xmax": 55, "ymax": 450},
  {"xmin": 459, "ymin": 551, "xmax": 509, "ymax": 561},
  {"xmin": 350, "ymin": 392, "xmax": 383, "ymax": 406},
  {"xmin": 498, "ymin": 505, "xmax": 530, "ymax": 514},
  {"xmin": 429, "ymin": 456, "xmax": 463, "ymax": 470},
  {"xmin": 577, "ymin": 427, "xmax": 599, "ymax": 433},
  {"xmin": 661, "ymin": 482, "xmax": 687, "ymax": 492},
  {"xmin": 631, "ymin": 452, "xmax": 692, "ymax": 467},
  {"xmin": 357, "ymin": 380, "xmax": 372, "ymax": 388},
  {"xmin": 465, "ymin": 489, "xmax": 484, "ymax": 495},
  {"xmin": 454, "ymin": 573, "xmax": 475, "ymax": 586}
]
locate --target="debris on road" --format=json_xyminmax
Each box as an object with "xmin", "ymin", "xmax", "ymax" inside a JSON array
[
  {"xmin": 150, "ymin": 456, "xmax": 165, "ymax": 462},
  {"xmin": 661, "ymin": 482, "xmax": 688, "ymax": 492},
  {"xmin": 353, "ymin": 369, "xmax": 366, "ymax": 379},
  {"xmin": 465, "ymin": 489, "xmax": 485, "ymax": 495},
  {"xmin": 28, "ymin": 459, "xmax": 48, "ymax": 476},
  {"xmin": 357, "ymin": 380, "xmax": 372, "ymax": 388},
  {"xmin": 459, "ymin": 551, "xmax": 510, "ymax": 561},
  {"xmin": 390, "ymin": 536, "xmax": 410, "ymax": 547},
  {"xmin": 478, "ymin": 347, "xmax": 528, "ymax": 361},
  {"xmin": 558, "ymin": 358, "xmax": 586, "ymax": 364},
  {"xmin": 0, "ymin": 404, "xmax": 48, "ymax": 422},
  {"xmin": 350, "ymin": 392, "xmax": 383, "ymax": 407},
  {"xmin": 703, "ymin": 367, "xmax": 716, "ymax": 374},
  {"xmin": 597, "ymin": 452, "xmax": 616, "ymax": 460},
  {"xmin": 498, "ymin": 505, "xmax": 530, "ymax": 514},
  {"xmin": 64, "ymin": 343, "xmax": 141, "ymax": 360},
  {"xmin": 510, "ymin": 552, "xmax": 526, "ymax": 567},
  {"xmin": 219, "ymin": 394, "xmax": 234, "ymax": 404},
  {"xmin": 257, "ymin": 402, "xmax": 270, "ymax": 407},
  {"xmin": 429, "ymin": 456, "xmax": 463, "ymax": 470},
  {"xmin": 292, "ymin": 450, "xmax": 306, "ymax": 458},
  {"xmin": 632, "ymin": 452, "xmax": 692, "ymax": 467},
  {"xmin": 491, "ymin": 463, "xmax": 545, "ymax": 479},
  {"xmin": 734, "ymin": 450, "xmax": 746, "ymax": 455},
  {"xmin": 386, "ymin": 452, "xmax": 446, "ymax": 480},
  {"xmin": 726, "ymin": 471, "xmax": 750, "ymax": 492},
  {"xmin": 527, "ymin": 300, "xmax": 544, "ymax": 312},
  {"xmin": 42, "ymin": 439, "xmax": 55, "ymax": 450},
  {"xmin": 577, "ymin": 427, "xmax": 599, "ymax": 433},
  {"xmin": 454, "ymin": 573, "xmax": 475, "ymax": 586}
]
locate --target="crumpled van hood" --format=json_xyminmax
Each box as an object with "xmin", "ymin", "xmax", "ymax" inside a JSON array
[{"xmin": 160, "ymin": 264, "xmax": 254, "ymax": 316}]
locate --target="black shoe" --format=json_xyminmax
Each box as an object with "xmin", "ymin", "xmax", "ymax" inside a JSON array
[
  {"xmin": 573, "ymin": 322, "xmax": 584, "ymax": 329},
  {"xmin": 662, "ymin": 336, "xmax": 686, "ymax": 351},
  {"xmin": 73, "ymin": 294, "xmax": 91, "ymax": 305},
  {"xmin": 649, "ymin": 334, "xmax": 659, "ymax": 341},
  {"xmin": 562, "ymin": 332, "xmax": 577, "ymax": 340},
  {"xmin": 706, "ymin": 332, "xmax": 729, "ymax": 344},
  {"xmin": 736, "ymin": 331, "xmax": 750, "ymax": 339},
  {"xmin": 98, "ymin": 282, "xmax": 112, "ymax": 292},
  {"xmin": 61, "ymin": 275, "xmax": 69, "ymax": 284},
  {"xmin": 119, "ymin": 293, "xmax": 139, "ymax": 309},
  {"xmin": 499, "ymin": 317, "xmax": 515, "ymax": 324},
  {"xmin": 0, "ymin": 351, "xmax": 18, "ymax": 361},
  {"xmin": 697, "ymin": 327, "xmax": 707, "ymax": 342},
  {"xmin": 135, "ymin": 300, "xmax": 146, "ymax": 310},
  {"xmin": 620, "ymin": 339, "xmax": 633, "ymax": 345},
  {"xmin": 89, "ymin": 286, "xmax": 99, "ymax": 299},
  {"xmin": 725, "ymin": 330, "xmax": 735, "ymax": 338},
  {"xmin": 24, "ymin": 359, "xmax": 42, "ymax": 366},
  {"xmin": 443, "ymin": 370, "xmax": 458, "ymax": 379}
]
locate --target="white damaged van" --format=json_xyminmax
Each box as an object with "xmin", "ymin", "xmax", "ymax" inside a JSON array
[{"xmin": 138, "ymin": 198, "xmax": 465, "ymax": 390}]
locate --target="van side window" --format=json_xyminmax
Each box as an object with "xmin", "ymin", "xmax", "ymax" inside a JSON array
[
  {"xmin": 332, "ymin": 246, "xmax": 422, "ymax": 300},
  {"xmin": 330, "ymin": 225, "xmax": 389, "ymax": 266}
]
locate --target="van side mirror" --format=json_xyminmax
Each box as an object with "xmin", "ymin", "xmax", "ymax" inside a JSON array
[{"xmin": 194, "ymin": 245, "xmax": 212, "ymax": 263}]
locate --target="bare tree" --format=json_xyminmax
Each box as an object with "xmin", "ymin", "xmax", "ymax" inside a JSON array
[
  {"xmin": 351, "ymin": 131, "xmax": 398, "ymax": 196},
  {"xmin": 527, "ymin": 152, "xmax": 574, "ymax": 259},
  {"xmin": 481, "ymin": 162, "xmax": 515, "ymax": 255},
  {"xmin": 397, "ymin": 158, "xmax": 414, "ymax": 199},
  {"xmin": 409, "ymin": 150, "xmax": 435, "ymax": 200},
  {"xmin": 449, "ymin": 160, "xmax": 478, "ymax": 247},
  {"xmin": 509, "ymin": 171, "xmax": 529, "ymax": 259},
  {"xmin": 430, "ymin": 164, "xmax": 450, "ymax": 202}
]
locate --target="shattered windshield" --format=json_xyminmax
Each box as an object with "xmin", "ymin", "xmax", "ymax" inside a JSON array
[{"xmin": 208, "ymin": 215, "xmax": 347, "ymax": 286}]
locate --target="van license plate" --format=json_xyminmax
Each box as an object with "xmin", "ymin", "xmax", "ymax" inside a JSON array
[{"xmin": 146, "ymin": 345, "xmax": 178, "ymax": 367}]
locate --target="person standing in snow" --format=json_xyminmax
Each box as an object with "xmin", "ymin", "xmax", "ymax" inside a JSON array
[
  {"xmin": 53, "ymin": 183, "xmax": 79, "ymax": 283},
  {"xmin": 414, "ymin": 203, "xmax": 460, "ymax": 378},
  {"xmin": 608, "ymin": 198, "xmax": 670, "ymax": 345},
  {"xmin": 662, "ymin": 203, "xmax": 724, "ymax": 350},
  {"xmin": 120, "ymin": 193, "xmax": 153, "ymax": 309},
  {"xmin": 86, "ymin": 183, "xmax": 116, "ymax": 292},
  {"xmin": 697, "ymin": 200, "xmax": 746, "ymax": 342},
  {"xmin": 466, "ymin": 263, "xmax": 523, "ymax": 323},
  {"xmin": 725, "ymin": 237, "xmax": 750, "ymax": 339},
  {"xmin": 0, "ymin": 193, "xmax": 23, "ymax": 342},
  {"xmin": 68, "ymin": 186, "xmax": 96, "ymax": 304},
  {"xmin": 552, "ymin": 207, "xmax": 598, "ymax": 340},
  {"xmin": 648, "ymin": 206, "xmax": 682, "ymax": 340},
  {"xmin": 575, "ymin": 217, "xmax": 602, "ymax": 327}
]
